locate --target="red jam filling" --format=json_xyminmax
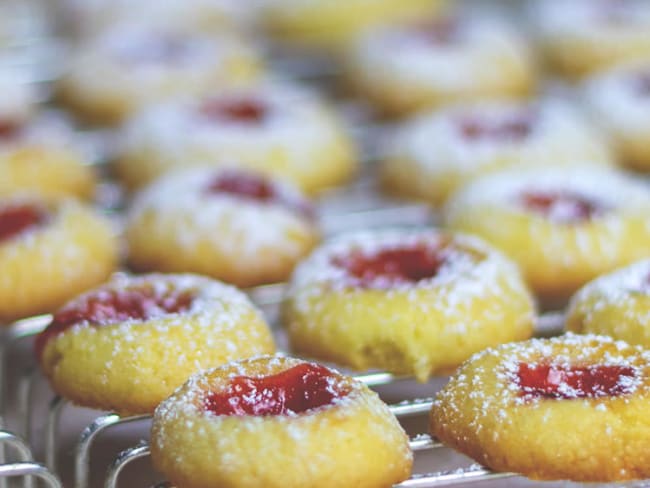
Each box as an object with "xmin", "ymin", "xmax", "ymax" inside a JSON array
[
  {"xmin": 35, "ymin": 287, "xmax": 194, "ymax": 360},
  {"xmin": 519, "ymin": 190, "xmax": 607, "ymax": 223},
  {"xmin": 0, "ymin": 120, "xmax": 21, "ymax": 141},
  {"xmin": 458, "ymin": 113, "xmax": 534, "ymax": 142},
  {"xmin": 516, "ymin": 363, "xmax": 637, "ymax": 400},
  {"xmin": 0, "ymin": 204, "xmax": 47, "ymax": 243},
  {"xmin": 200, "ymin": 97, "xmax": 268, "ymax": 125},
  {"xmin": 203, "ymin": 363, "xmax": 350, "ymax": 416},
  {"xmin": 204, "ymin": 170, "xmax": 314, "ymax": 219},
  {"xmin": 332, "ymin": 245, "xmax": 445, "ymax": 289}
]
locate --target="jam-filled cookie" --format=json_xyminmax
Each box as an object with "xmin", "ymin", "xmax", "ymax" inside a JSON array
[
  {"xmin": 58, "ymin": 25, "xmax": 260, "ymax": 125},
  {"xmin": 126, "ymin": 168, "xmax": 319, "ymax": 288},
  {"xmin": 283, "ymin": 229, "xmax": 535, "ymax": 381},
  {"xmin": 151, "ymin": 356, "xmax": 412, "ymax": 488},
  {"xmin": 36, "ymin": 273, "xmax": 275, "ymax": 415},
  {"xmin": 347, "ymin": 15, "xmax": 536, "ymax": 116},
  {"xmin": 262, "ymin": 0, "xmax": 446, "ymax": 52},
  {"xmin": 534, "ymin": 0, "xmax": 650, "ymax": 80},
  {"xmin": 0, "ymin": 196, "xmax": 118, "ymax": 322},
  {"xmin": 444, "ymin": 167, "xmax": 650, "ymax": 305},
  {"xmin": 382, "ymin": 99, "xmax": 612, "ymax": 207},
  {"xmin": 584, "ymin": 61, "xmax": 650, "ymax": 172},
  {"xmin": 117, "ymin": 81, "xmax": 356, "ymax": 192},
  {"xmin": 431, "ymin": 334, "xmax": 650, "ymax": 481},
  {"xmin": 0, "ymin": 65, "xmax": 37, "ymax": 125},
  {"xmin": 0, "ymin": 112, "xmax": 96, "ymax": 201},
  {"xmin": 567, "ymin": 260, "xmax": 650, "ymax": 346}
]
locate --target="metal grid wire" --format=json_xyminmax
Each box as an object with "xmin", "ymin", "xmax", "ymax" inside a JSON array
[{"xmin": 0, "ymin": 280, "xmax": 570, "ymax": 488}]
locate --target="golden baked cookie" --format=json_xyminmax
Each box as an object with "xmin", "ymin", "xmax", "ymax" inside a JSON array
[
  {"xmin": 126, "ymin": 168, "xmax": 319, "ymax": 288},
  {"xmin": 0, "ymin": 112, "xmax": 96, "ymax": 201},
  {"xmin": 444, "ymin": 167, "xmax": 650, "ymax": 305},
  {"xmin": 36, "ymin": 273, "xmax": 275, "ymax": 416},
  {"xmin": 347, "ymin": 15, "xmax": 536, "ymax": 116},
  {"xmin": 117, "ymin": 81, "xmax": 356, "ymax": 192},
  {"xmin": 0, "ymin": 196, "xmax": 117, "ymax": 322},
  {"xmin": 567, "ymin": 260, "xmax": 650, "ymax": 346},
  {"xmin": 382, "ymin": 99, "xmax": 613, "ymax": 207},
  {"xmin": 151, "ymin": 355, "xmax": 412, "ymax": 488},
  {"xmin": 534, "ymin": 0, "xmax": 650, "ymax": 80},
  {"xmin": 431, "ymin": 334, "xmax": 650, "ymax": 482},
  {"xmin": 58, "ymin": 25, "xmax": 261, "ymax": 125},
  {"xmin": 283, "ymin": 229, "xmax": 535, "ymax": 381},
  {"xmin": 263, "ymin": 0, "xmax": 446, "ymax": 52},
  {"xmin": 584, "ymin": 61, "xmax": 650, "ymax": 172}
]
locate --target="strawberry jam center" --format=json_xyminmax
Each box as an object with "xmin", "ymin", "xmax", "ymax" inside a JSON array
[
  {"xmin": 200, "ymin": 97, "xmax": 267, "ymax": 124},
  {"xmin": 458, "ymin": 113, "xmax": 534, "ymax": 142},
  {"xmin": 203, "ymin": 363, "xmax": 350, "ymax": 416},
  {"xmin": 332, "ymin": 245, "xmax": 446, "ymax": 289},
  {"xmin": 0, "ymin": 204, "xmax": 47, "ymax": 243},
  {"xmin": 205, "ymin": 170, "xmax": 314, "ymax": 218},
  {"xmin": 516, "ymin": 363, "xmax": 637, "ymax": 400},
  {"xmin": 519, "ymin": 190, "xmax": 606, "ymax": 223},
  {"xmin": 35, "ymin": 287, "xmax": 194, "ymax": 360}
]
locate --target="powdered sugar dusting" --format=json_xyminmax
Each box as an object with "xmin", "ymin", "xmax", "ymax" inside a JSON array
[
  {"xmin": 434, "ymin": 334, "xmax": 650, "ymax": 429},
  {"xmin": 445, "ymin": 167, "xmax": 650, "ymax": 222},
  {"xmin": 390, "ymin": 99, "xmax": 611, "ymax": 175},
  {"xmin": 287, "ymin": 229, "xmax": 530, "ymax": 315},
  {"xmin": 128, "ymin": 167, "xmax": 316, "ymax": 258},
  {"xmin": 45, "ymin": 273, "xmax": 260, "ymax": 343},
  {"xmin": 584, "ymin": 61, "xmax": 650, "ymax": 133}
]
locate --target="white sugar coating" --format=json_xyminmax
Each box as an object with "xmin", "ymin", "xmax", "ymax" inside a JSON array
[
  {"xmin": 351, "ymin": 15, "xmax": 531, "ymax": 88},
  {"xmin": 533, "ymin": 0, "xmax": 650, "ymax": 39},
  {"xmin": 152, "ymin": 355, "xmax": 411, "ymax": 472},
  {"xmin": 53, "ymin": 272, "xmax": 262, "ymax": 336},
  {"xmin": 61, "ymin": 0, "xmax": 258, "ymax": 34},
  {"xmin": 64, "ymin": 24, "xmax": 257, "ymax": 101},
  {"xmin": 120, "ymin": 80, "xmax": 341, "ymax": 172},
  {"xmin": 568, "ymin": 259, "xmax": 650, "ymax": 320},
  {"xmin": 583, "ymin": 61, "xmax": 650, "ymax": 134},
  {"xmin": 389, "ymin": 98, "xmax": 610, "ymax": 173},
  {"xmin": 434, "ymin": 333, "xmax": 650, "ymax": 421},
  {"xmin": 0, "ymin": 197, "xmax": 109, "ymax": 260},
  {"xmin": 128, "ymin": 167, "xmax": 315, "ymax": 258},
  {"xmin": 445, "ymin": 167, "xmax": 650, "ymax": 220},
  {"xmin": 0, "ymin": 64, "xmax": 37, "ymax": 122},
  {"xmin": 0, "ymin": 110, "xmax": 83, "ymax": 152},
  {"xmin": 287, "ymin": 228, "xmax": 529, "ymax": 315}
]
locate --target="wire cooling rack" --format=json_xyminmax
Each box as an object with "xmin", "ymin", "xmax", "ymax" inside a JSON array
[{"xmin": 0, "ymin": 279, "xmax": 569, "ymax": 488}]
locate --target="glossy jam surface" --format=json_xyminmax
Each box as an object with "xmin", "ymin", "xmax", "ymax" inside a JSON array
[
  {"xmin": 203, "ymin": 364, "xmax": 350, "ymax": 416},
  {"xmin": 35, "ymin": 287, "xmax": 194, "ymax": 359},
  {"xmin": 516, "ymin": 362, "xmax": 637, "ymax": 400},
  {"xmin": 458, "ymin": 113, "xmax": 534, "ymax": 142},
  {"xmin": 519, "ymin": 190, "xmax": 606, "ymax": 223},
  {"xmin": 332, "ymin": 245, "xmax": 446, "ymax": 289},
  {"xmin": 200, "ymin": 97, "xmax": 268, "ymax": 124},
  {"xmin": 205, "ymin": 170, "xmax": 314, "ymax": 218},
  {"xmin": 0, "ymin": 205, "xmax": 47, "ymax": 243}
]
